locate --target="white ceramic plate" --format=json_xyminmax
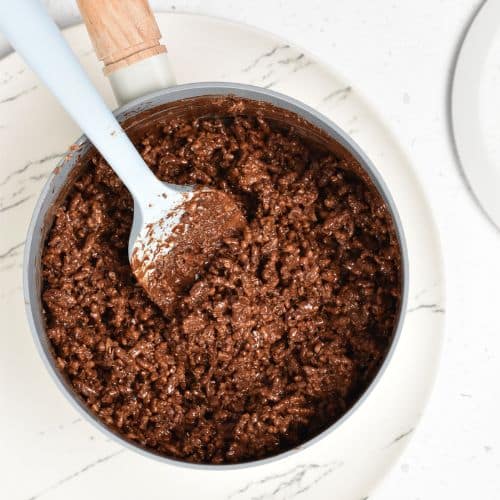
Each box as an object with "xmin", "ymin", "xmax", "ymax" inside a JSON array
[
  {"xmin": 451, "ymin": 0, "xmax": 500, "ymax": 230},
  {"xmin": 0, "ymin": 13, "xmax": 444, "ymax": 500}
]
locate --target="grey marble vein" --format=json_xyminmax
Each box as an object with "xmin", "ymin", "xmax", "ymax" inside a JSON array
[
  {"xmin": 276, "ymin": 53, "xmax": 305, "ymax": 65},
  {"xmin": 293, "ymin": 463, "xmax": 340, "ymax": 497},
  {"xmin": 388, "ymin": 428, "xmax": 414, "ymax": 447},
  {"xmin": 271, "ymin": 52, "xmax": 313, "ymax": 75},
  {"xmin": 228, "ymin": 468, "xmax": 299, "ymax": 499},
  {"xmin": 26, "ymin": 450, "xmax": 124, "ymax": 500},
  {"xmin": 11, "ymin": 185, "xmax": 26, "ymax": 197},
  {"xmin": 260, "ymin": 69, "xmax": 274, "ymax": 80},
  {"xmin": 227, "ymin": 461, "xmax": 343, "ymax": 500},
  {"xmin": 263, "ymin": 80, "xmax": 280, "ymax": 89},
  {"xmin": 275, "ymin": 52, "xmax": 313, "ymax": 74},
  {"xmin": 246, "ymin": 45, "xmax": 313, "ymax": 91},
  {"xmin": 407, "ymin": 303, "xmax": 445, "ymax": 314},
  {"xmin": 321, "ymin": 86, "xmax": 352, "ymax": 103},
  {"xmin": 0, "ymin": 153, "xmax": 63, "ymax": 186},
  {"xmin": 0, "ymin": 84, "xmax": 38, "ymax": 104},
  {"xmin": 0, "ymin": 194, "xmax": 32, "ymax": 213},
  {"xmin": 291, "ymin": 60, "xmax": 313, "ymax": 74},
  {"xmin": 29, "ymin": 172, "xmax": 53, "ymax": 182},
  {"xmin": 242, "ymin": 44, "xmax": 290, "ymax": 72},
  {"xmin": 0, "ymin": 240, "xmax": 24, "ymax": 260},
  {"xmin": 261, "ymin": 59, "xmax": 312, "ymax": 89}
]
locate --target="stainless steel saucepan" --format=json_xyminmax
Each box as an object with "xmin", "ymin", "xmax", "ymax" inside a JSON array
[{"xmin": 14, "ymin": 0, "xmax": 407, "ymax": 469}]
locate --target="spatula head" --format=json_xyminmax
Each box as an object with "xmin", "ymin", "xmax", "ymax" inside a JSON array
[{"xmin": 130, "ymin": 187, "xmax": 246, "ymax": 316}]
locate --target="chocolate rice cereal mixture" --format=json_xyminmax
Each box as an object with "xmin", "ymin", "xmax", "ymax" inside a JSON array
[{"xmin": 42, "ymin": 104, "xmax": 401, "ymax": 464}]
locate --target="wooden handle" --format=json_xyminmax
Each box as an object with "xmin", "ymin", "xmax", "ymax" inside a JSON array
[{"xmin": 77, "ymin": 0, "xmax": 166, "ymax": 75}]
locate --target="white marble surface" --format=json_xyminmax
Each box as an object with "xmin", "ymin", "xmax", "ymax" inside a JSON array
[{"xmin": 0, "ymin": 1, "xmax": 498, "ymax": 499}]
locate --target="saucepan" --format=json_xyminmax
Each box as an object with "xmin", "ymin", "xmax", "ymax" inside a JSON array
[{"xmin": 8, "ymin": 0, "xmax": 408, "ymax": 468}]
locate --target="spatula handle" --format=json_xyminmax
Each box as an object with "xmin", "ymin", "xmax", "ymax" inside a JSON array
[
  {"xmin": 76, "ymin": 0, "xmax": 176, "ymax": 104},
  {"xmin": 77, "ymin": 0, "xmax": 166, "ymax": 75}
]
